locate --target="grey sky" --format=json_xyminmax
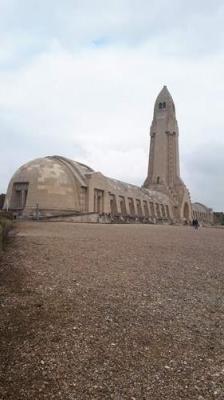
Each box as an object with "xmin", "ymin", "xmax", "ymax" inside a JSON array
[{"xmin": 1, "ymin": 1, "xmax": 224, "ymax": 209}]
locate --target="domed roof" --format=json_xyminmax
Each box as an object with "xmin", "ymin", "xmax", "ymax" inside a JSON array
[
  {"xmin": 48, "ymin": 156, "xmax": 94, "ymax": 186},
  {"xmin": 192, "ymin": 202, "xmax": 211, "ymax": 213},
  {"xmin": 5, "ymin": 156, "xmax": 94, "ymax": 213},
  {"xmin": 11, "ymin": 156, "xmax": 94, "ymax": 187}
]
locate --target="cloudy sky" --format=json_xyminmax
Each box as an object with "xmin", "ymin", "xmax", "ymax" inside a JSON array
[{"xmin": 0, "ymin": 0, "xmax": 224, "ymax": 210}]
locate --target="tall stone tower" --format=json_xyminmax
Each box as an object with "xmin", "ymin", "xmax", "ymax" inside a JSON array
[{"xmin": 144, "ymin": 86, "xmax": 192, "ymax": 221}]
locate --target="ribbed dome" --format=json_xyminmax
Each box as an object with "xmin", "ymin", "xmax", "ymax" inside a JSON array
[
  {"xmin": 192, "ymin": 202, "xmax": 210, "ymax": 213},
  {"xmin": 4, "ymin": 156, "xmax": 93, "ymax": 214}
]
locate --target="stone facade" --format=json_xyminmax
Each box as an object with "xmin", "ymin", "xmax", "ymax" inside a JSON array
[
  {"xmin": 144, "ymin": 86, "xmax": 192, "ymax": 221},
  {"xmin": 4, "ymin": 86, "xmax": 213, "ymax": 224},
  {"xmin": 4, "ymin": 155, "xmax": 173, "ymax": 222}
]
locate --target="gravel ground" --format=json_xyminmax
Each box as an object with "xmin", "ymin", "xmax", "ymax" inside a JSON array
[{"xmin": 0, "ymin": 221, "xmax": 224, "ymax": 400}]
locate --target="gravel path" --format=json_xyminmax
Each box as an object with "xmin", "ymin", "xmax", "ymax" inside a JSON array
[{"xmin": 0, "ymin": 222, "xmax": 224, "ymax": 400}]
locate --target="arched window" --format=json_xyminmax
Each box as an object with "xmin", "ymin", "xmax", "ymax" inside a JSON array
[
  {"xmin": 162, "ymin": 102, "xmax": 166, "ymax": 108},
  {"xmin": 159, "ymin": 102, "xmax": 163, "ymax": 109},
  {"xmin": 156, "ymin": 176, "xmax": 160, "ymax": 184}
]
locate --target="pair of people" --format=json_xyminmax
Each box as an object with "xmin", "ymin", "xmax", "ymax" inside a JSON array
[{"xmin": 192, "ymin": 218, "xmax": 199, "ymax": 229}]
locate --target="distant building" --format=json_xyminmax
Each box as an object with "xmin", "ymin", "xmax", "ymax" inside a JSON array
[
  {"xmin": 3, "ymin": 86, "xmax": 213, "ymax": 224},
  {"xmin": 213, "ymin": 212, "xmax": 224, "ymax": 225}
]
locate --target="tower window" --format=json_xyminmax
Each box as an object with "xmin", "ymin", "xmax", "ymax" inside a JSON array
[
  {"xmin": 159, "ymin": 102, "xmax": 166, "ymax": 110},
  {"xmin": 157, "ymin": 176, "xmax": 160, "ymax": 184}
]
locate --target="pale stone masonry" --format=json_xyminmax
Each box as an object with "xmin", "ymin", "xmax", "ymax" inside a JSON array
[
  {"xmin": 4, "ymin": 86, "xmax": 213, "ymax": 224},
  {"xmin": 143, "ymin": 86, "xmax": 192, "ymax": 221}
]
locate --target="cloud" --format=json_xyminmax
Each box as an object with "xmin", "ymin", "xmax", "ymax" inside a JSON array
[
  {"xmin": 0, "ymin": 1, "xmax": 224, "ymax": 211},
  {"xmin": 183, "ymin": 144, "xmax": 224, "ymax": 210},
  {"xmin": 1, "ymin": 1, "xmax": 224, "ymax": 55}
]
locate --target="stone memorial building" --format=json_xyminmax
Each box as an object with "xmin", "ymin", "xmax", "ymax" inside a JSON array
[{"xmin": 4, "ymin": 86, "xmax": 213, "ymax": 224}]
